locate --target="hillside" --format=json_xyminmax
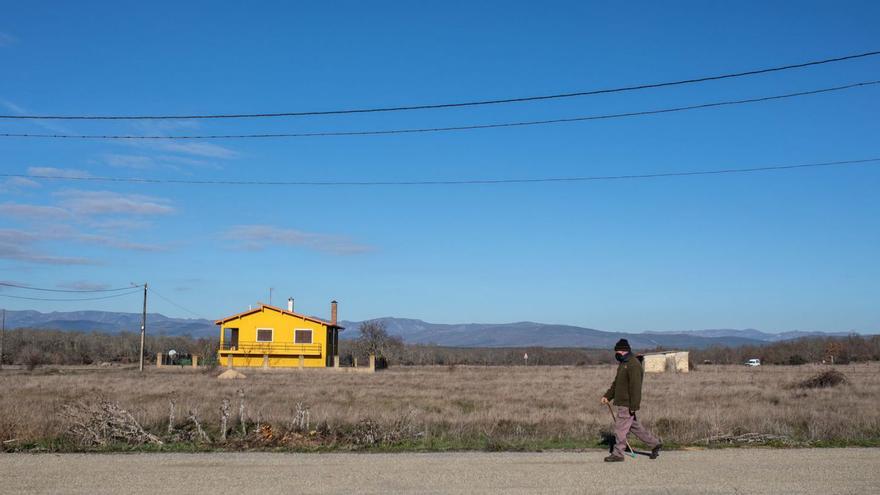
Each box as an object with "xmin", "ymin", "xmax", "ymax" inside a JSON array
[
  {"xmin": 338, "ymin": 318, "xmax": 766, "ymax": 349},
  {"xmin": 2, "ymin": 309, "xmax": 861, "ymax": 349}
]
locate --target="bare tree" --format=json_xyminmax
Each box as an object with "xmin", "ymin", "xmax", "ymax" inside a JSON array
[{"xmin": 354, "ymin": 320, "xmax": 404, "ymax": 363}]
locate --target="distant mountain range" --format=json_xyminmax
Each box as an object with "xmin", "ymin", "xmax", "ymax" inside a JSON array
[
  {"xmin": 0, "ymin": 309, "xmax": 862, "ymax": 350},
  {"xmin": 338, "ymin": 318, "xmax": 856, "ymax": 349},
  {"xmin": 2, "ymin": 310, "xmax": 217, "ymax": 338}
]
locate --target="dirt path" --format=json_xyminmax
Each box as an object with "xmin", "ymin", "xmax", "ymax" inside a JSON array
[{"xmin": 1, "ymin": 449, "xmax": 877, "ymax": 494}]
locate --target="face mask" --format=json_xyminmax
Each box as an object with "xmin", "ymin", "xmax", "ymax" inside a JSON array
[{"xmin": 615, "ymin": 353, "xmax": 628, "ymax": 362}]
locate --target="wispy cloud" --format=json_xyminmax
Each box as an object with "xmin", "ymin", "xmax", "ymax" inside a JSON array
[
  {"xmin": 27, "ymin": 166, "xmax": 91, "ymax": 178},
  {"xmin": 0, "ymin": 176, "xmax": 41, "ymax": 193},
  {"xmin": 75, "ymin": 233, "xmax": 167, "ymax": 252},
  {"xmin": 86, "ymin": 218, "xmax": 154, "ymax": 231},
  {"xmin": 55, "ymin": 190, "xmax": 175, "ymax": 216},
  {"xmin": 222, "ymin": 224, "xmax": 373, "ymax": 255},
  {"xmin": 0, "ymin": 189, "xmax": 176, "ymax": 264},
  {"xmin": 154, "ymin": 154, "xmax": 216, "ymax": 169},
  {"xmin": 123, "ymin": 138, "xmax": 238, "ymax": 160},
  {"xmin": 132, "ymin": 120, "xmax": 201, "ymax": 132},
  {"xmin": 0, "ymin": 223, "xmax": 165, "ymax": 266},
  {"xmin": 0, "ymin": 229, "xmax": 42, "ymax": 244},
  {"xmin": 57, "ymin": 281, "xmax": 112, "ymax": 291},
  {"xmin": 0, "ymin": 32, "xmax": 17, "ymax": 47},
  {"xmin": 8, "ymin": 176, "xmax": 41, "ymax": 187},
  {"xmin": 0, "ymin": 245, "xmax": 94, "ymax": 265},
  {"xmin": 101, "ymin": 154, "xmax": 156, "ymax": 169},
  {"xmin": 98, "ymin": 152, "xmax": 219, "ymax": 172},
  {"xmin": 0, "ymin": 203, "xmax": 71, "ymax": 220},
  {"xmin": 0, "ymin": 229, "xmax": 95, "ymax": 265},
  {"xmin": 0, "ymin": 100, "xmax": 26, "ymax": 113},
  {"xmin": 1, "ymin": 101, "xmax": 74, "ymax": 134},
  {"xmin": 151, "ymin": 141, "xmax": 239, "ymax": 159}
]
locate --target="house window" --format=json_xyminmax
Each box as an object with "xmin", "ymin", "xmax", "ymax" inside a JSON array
[
  {"xmin": 256, "ymin": 328, "xmax": 273, "ymax": 342},
  {"xmin": 294, "ymin": 329, "xmax": 312, "ymax": 344}
]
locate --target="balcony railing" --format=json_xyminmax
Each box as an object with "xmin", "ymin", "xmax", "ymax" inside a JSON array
[{"xmin": 219, "ymin": 341, "xmax": 322, "ymax": 356}]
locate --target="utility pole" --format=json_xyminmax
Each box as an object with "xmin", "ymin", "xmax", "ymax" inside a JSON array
[
  {"xmin": 0, "ymin": 309, "xmax": 5, "ymax": 371},
  {"xmin": 139, "ymin": 283, "xmax": 147, "ymax": 372},
  {"xmin": 269, "ymin": 287, "xmax": 273, "ymax": 306}
]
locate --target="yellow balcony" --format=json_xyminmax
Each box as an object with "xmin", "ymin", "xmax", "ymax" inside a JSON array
[{"xmin": 219, "ymin": 341, "xmax": 322, "ymax": 356}]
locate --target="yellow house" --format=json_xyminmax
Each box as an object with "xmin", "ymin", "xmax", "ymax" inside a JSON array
[{"xmin": 216, "ymin": 299, "xmax": 343, "ymax": 368}]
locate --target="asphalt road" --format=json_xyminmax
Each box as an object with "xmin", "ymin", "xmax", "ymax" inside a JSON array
[{"xmin": 1, "ymin": 449, "xmax": 877, "ymax": 494}]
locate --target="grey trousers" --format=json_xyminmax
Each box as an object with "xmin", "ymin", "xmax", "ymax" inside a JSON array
[{"xmin": 613, "ymin": 406, "xmax": 660, "ymax": 457}]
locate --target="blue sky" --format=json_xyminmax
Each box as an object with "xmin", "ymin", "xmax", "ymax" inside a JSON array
[{"xmin": 0, "ymin": 1, "xmax": 878, "ymax": 333}]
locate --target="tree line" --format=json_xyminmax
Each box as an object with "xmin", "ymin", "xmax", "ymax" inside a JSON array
[
  {"xmin": 0, "ymin": 328, "xmax": 218, "ymax": 369},
  {"xmin": 690, "ymin": 334, "xmax": 880, "ymax": 365},
  {"xmin": 1, "ymin": 323, "xmax": 877, "ymax": 369}
]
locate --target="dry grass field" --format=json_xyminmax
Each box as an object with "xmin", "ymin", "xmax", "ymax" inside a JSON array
[{"xmin": 1, "ymin": 363, "xmax": 878, "ymax": 451}]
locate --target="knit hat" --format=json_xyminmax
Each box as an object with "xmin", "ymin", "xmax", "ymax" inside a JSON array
[{"xmin": 614, "ymin": 339, "xmax": 631, "ymax": 352}]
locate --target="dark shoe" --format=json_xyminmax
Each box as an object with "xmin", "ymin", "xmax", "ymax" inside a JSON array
[
  {"xmin": 650, "ymin": 443, "xmax": 663, "ymax": 460},
  {"xmin": 604, "ymin": 454, "xmax": 625, "ymax": 462}
]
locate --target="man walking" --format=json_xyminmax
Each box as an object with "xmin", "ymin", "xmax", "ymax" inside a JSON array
[{"xmin": 600, "ymin": 339, "xmax": 662, "ymax": 462}]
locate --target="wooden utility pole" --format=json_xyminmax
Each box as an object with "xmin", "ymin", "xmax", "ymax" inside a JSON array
[
  {"xmin": 139, "ymin": 283, "xmax": 148, "ymax": 372},
  {"xmin": 0, "ymin": 309, "xmax": 5, "ymax": 370}
]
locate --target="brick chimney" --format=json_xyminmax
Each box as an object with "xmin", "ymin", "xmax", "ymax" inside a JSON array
[
  {"xmin": 330, "ymin": 300, "xmax": 338, "ymax": 326},
  {"xmin": 287, "ymin": 297, "xmax": 294, "ymax": 312}
]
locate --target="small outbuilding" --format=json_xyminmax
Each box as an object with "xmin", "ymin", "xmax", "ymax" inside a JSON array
[{"xmin": 642, "ymin": 351, "xmax": 689, "ymax": 373}]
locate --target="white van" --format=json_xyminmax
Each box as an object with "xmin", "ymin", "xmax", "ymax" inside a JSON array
[{"xmin": 745, "ymin": 358, "xmax": 761, "ymax": 367}]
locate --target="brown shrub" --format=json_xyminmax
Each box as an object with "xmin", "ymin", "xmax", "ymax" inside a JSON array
[{"xmin": 795, "ymin": 369, "xmax": 848, "ymax": 389}]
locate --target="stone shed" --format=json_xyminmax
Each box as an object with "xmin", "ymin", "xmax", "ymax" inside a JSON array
[{"xmin": 642, "ymin": 351, "xmax": 689, "ymax": 373}]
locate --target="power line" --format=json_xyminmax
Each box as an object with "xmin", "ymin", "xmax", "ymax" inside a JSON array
[
  {"xmin": 148, "ymin": 287, "xmax": 208, "ymax": 319},
  {"xmin": 0, "ymin": 282, "xmax": 207, "ymax": 318},
  {"xmin": 2, "ymin": 157, "xmax": 876, "ymax": 187},
  {"xmin": 2, "ymin": 80, "xmax": 877, "ymax": 140},
  {"xmin": 1, "ymin": 50, "xmax": 877, "ymax": 121},
  {"xmin": 0, "ymin": 281, "xmax": 143, "ymax": 293},
  {"xmin": 0, "ymin": 289, "xmax": 143, "ymax": 302}
]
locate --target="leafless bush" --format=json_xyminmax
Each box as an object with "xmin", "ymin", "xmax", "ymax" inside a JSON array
[
  {"xmin": 344, "ymin": 409, "xmax": 422, "ymax": 447},
  {"xmin": 219, "ymin": 399, "xmax": 230, "ymax": 442},
  {"xmin": 167, "ymin": 399, "xmax": 176, "ymax": 435},
  {"xmin": 17, "ymin": 345, "xmax": 44, "ymax": 371},
  {"xmin": 187, "ymin": 408, "xmax": 210, "ymax": 443},
  {"xmin": 289, "ymin": 402, "xmax": 310, "ymax": 433},
  {"xmin": 238, "ymin": 389, "xmax": 246, "ymax": 436}
]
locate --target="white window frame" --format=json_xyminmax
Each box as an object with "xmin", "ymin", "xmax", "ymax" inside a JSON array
[
  {"xmin": 256, "ymin": 327, "xmax": 274, "ymax": 343},
  {"xmin": 294, "ymin": 328, "xmax": 313, "ymax": 344}
]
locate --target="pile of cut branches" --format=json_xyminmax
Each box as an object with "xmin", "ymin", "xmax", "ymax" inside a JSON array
[
  {"xmin": 705, "ymin": 432, "xmax": 793, "ymax": 445},
  {"xmin": 795, "ymin": 369, "xmax": 848, "ymax": 389},
  {"xmin": 61, "ymin": 399, "xmax": 163, "ymax": 447}
]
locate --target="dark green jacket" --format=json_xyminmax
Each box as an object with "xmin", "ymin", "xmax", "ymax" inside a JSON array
[{"xmin": 602, "ymin": 355, "xmax": 644, "ymax": 411}]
